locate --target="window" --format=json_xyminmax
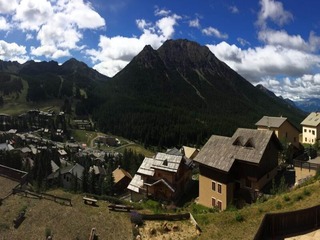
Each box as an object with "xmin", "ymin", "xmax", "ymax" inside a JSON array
[
  {"xmin": 312, "ymin": 130, "xmax": 315, "ymax": 135},
  {"xmin": 305, "ymin": 137, "xmax": 307, "ymax": 142},
  {"xmin": 217, "ymin": 201, "xmax": 222, "ymax": 210},
  {"xmin": 312, "ymin": 139, "xmax": 314, "ymax": 143},
  {"xmin": 212, "ymin": 197, "xmax": 216, "ymax": 207},
  {"xmin": 309, "ymin": 130, "xmax": 311, "ymax": 133},
  {"xmin": 304, "ymin": 129, "xmax": 307, "ymax": 132},
  {"xmin": 218, "ymin": 184, "xmax": 222, "ymax": 193},
  {"xmin": 212, "ymin": 181, "xmax": 216, "ymax": 191},
  {"xmin": 246, "ymin": 179, "xmax": 252, "ymax": 188},
  {"xmin": 285, "ymin": 132, "xmax": 288, "ymax": 138}
]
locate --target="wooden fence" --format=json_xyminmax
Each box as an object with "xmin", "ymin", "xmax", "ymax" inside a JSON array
[
  {"xmin": 254, "ymin": 205, "xmax": 320, "ymax": 239},
  {"xmin": 12, "ymin": 189, "xmax": 72, "ymax": 206},
  {"xmin": 140, "ymin": 213, "xmax": 190, "ymax": 221},
  {"xmin": 294, "ymin": 160, "xmax": 320, "ymax": 171},
  {"xmin": 0, "ymin": 164, "xmax": 28, "ymax": 185}
]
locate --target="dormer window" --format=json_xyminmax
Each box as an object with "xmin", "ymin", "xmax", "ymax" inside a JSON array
[
  {"xmin": 244, "ymin": 138, "xmax": 255, "ymax": 148},
  {"xmin": 163, "ymin": 159, "xmax": 168, "ymax": 166},
  {"xmin": 233, "ymin": 136, "xmax": 243, "ymax": 146}
]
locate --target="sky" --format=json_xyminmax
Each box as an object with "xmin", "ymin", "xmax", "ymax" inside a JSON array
[{"xmin": 0, "ymin": 0, "xmax": 320, "ymax": 101}]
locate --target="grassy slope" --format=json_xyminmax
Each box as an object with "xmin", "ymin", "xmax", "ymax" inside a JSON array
[
  {"xmin": 0, "ymin": 189, "xmax": 132, "ymax": 240},
  {"xmin": 195, "ymin": 179, "xmax": 320, "ymax": 240},
  {"xmin": 1, "ymin": 79, "xmax": 63, "ymax": 115}
]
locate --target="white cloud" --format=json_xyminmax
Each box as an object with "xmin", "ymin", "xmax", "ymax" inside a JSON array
[
  {"xmin": 56, "ymin": 0, "xmax": 105, "ymax": 29},
  {"xmin": 156, "ymin": 14, "xmax": 181, "ymax": 39},
  {"xmin": 0, "ymin": 40, "xmax": 28, "ymax": 62},
  {"xmin": 189, "ymin": 18, "xmax": 200, "ymax": 28},
  {"xmin": 202, "ymin": 27, "xmax": 228, "ymax": 39},
  {"xmin": 0, "ymin": 16, "xmax": 9, "ymax": 30},
  {"xmin": 13, "ymin": 0, "xmax": 53, "ymax": 31},
  {"xmin": 257, "ymin": 0, "xmax": 293, "ymax": 28},
  {"xmin": 207, "ymin": 42, "xmax": 320, "ymax": 84},
  {"xmin": 258, "ymin": 29, "xmax": 309, "ymax": 51},
  {"xmin": 0, "ymin": 0, "xmax": 105, "ymax": 60},
  {"xmin": 237, "ymin": 37, "xmax": 250, "ymax": 47},
  {"xmin": 154, "ymin": 7, "xmax": 171, "ymax": 17},
  {"xmin": 0, "ymin": 0, "xmax": 19, "ymax": 14},
  {"xmin": 229, "ymin": 5, "xmax": 239, "ymax": 14}
]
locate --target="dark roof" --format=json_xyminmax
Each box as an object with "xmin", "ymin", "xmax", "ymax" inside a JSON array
[
  {"xmin": 194, "ymin": 128, "xmax": 282, "ymax": 172},
  {"xmin": 60, "ymin": 163, "xmax": 84, "ymax": 179},
  {"xmin": 255, "ymin": 116, "xmax": 287, "ymax": 128},
  {"xmin": 166, "ymin": 147, "xmax": 183, "ymax": 156}
]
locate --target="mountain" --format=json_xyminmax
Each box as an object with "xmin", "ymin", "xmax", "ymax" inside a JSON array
[
  {"xmin": 91, "ymin": 39, "xmax": 306, "ymax": 147},
  {"xmin": 0, "ymin": 58, "xmax": 110, "ymax": 103},
  {"xmin": 294, "ymin": 98, "xmax": 320, "ymax": 113}
]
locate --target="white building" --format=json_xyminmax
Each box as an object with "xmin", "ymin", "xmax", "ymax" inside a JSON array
[{"xmin": 301, "ymin": 112, "xmax": 320, "ymax": 144}]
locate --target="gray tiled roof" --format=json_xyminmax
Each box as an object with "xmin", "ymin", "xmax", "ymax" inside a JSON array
[
  {"xmin": 194, "ymin": 128, "xmax": 279, "ymax": 172},
  {"xmin": 255, "ymin": 116, "xmax": 287, "ymax": 128},
  {"xmin": 60, "ymin": 163, "xmax": 84, "ymax": 180},
  {"xmin": 301, "ymin": 112, "xmax": 320, "ymax": 127}
]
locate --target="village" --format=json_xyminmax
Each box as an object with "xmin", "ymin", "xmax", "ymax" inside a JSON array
[{"xmin": 1, "ymin": 109, "xmax": 320, "ymax": 239}]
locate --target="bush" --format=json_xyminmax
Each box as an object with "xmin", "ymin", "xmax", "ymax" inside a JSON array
[
  {"xmin": 45, "ymin": 227, "xmax": 52, "ymax": 238},
  {"xmin": 294, "ymin": 194, "xmax": 304, "ymax": 201},
  {"xmin": 275, "ymin": 202, "xmax": 282, "ymax": 209},
  {"xmin": 130, "ymin": 211, "xmax": 143, "ymax": 226},
  {"xmin": 303, "ymin": 188, "xmax": 311, "ymax": 196},
  {"xmin": 283, "ymin": 195, "xmax": 290, "ymax": 202},
  {"xmin": 235, "ymin": 212, "xmax": 244, "ymax": 222}
]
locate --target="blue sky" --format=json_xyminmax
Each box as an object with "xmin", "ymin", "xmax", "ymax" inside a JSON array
[{"xmin": 0, "ymin": 0, "xmax": 320, "ymax": 101}]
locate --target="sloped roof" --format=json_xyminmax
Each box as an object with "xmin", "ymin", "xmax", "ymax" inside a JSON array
[
  {"xmin": 113, "ymin": 168, "xmax": 132, "ymax": 183},
  {"xmin": 127, "ymin": 174, "xmax": 144, "ymax": 193},
  {"xmin": 144, "ymin": 178, "xmax": 175, "ymax": 192},
  {"xmin": 60, "ymin": 163, "xmax": 84, "ymax": 180},
  {"xmin": 182, "ymin": 146, "xmax": 199, "ymax": 159},
  {"xmin": 89, "ymin": 165, "xmax": 106, "ymax": 175},
  {"xmin": 255, "ymin": 116, "xmax": 287, "ymax": 128},
  {"xmin": 301, "ymin": 112, "xmax": 320, "ymax": 127},
  {"xmin": 0, "ymin": 143, "xmax": 14, "ymax": 151},
  {"xmin": 194, "ymin": 128, "xmax": 281, "ymax": 172},
  {"xmin": 166, "ymin": 147, "xmax": 183, "ymax": 156},
  {"xmin": 51, "ymin": 160, "xmax": 60, "ymax": 172},
  {"xmin": 151, "ymin": 152, "xmax": 183, "ymax": 172},
  {"xmin": 137, "ymin": 157, "xmax": 155, "ymax": 176}
]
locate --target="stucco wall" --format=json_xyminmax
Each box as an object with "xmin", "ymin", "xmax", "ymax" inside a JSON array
[{"xmin": 198, "ymin": 174, "xmax": 229, "ymax": 210}]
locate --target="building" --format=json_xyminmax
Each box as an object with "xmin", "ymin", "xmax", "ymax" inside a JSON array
[
  {"xmin": 181, "ymin": 146, "xmax": 199, "ymax": 160},
  {"xmin": 127, "ymin": 151, "xmax": 193, "ymax": 202},
  {"xmin": 301, "ymin": 112, "xmax": 320, "ymax": 144},
  {"xmin": 112, "ymin": 167, "xmax": 132, "ymax": 193},
  {"xmin": 255, "ymin": 116, "xmax": 300, "ymax": 149},
  {"xmin": 194, "ymin": 128, "xmax": 282, "ymax": 210},
  {"xmin": 60, "ymin": 163, "xmax": 84, "ymax": 189}
]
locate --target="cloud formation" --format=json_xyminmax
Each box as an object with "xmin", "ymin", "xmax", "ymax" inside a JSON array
[
  {"xmin": 0, "ymin": 0, "xmax": 105, "ymax": 60},
  {"xmin": 202, "ymin": 27, "xmax": 228, "ymax": 39},
  {"xmin": 208, "ymin": 0, "xmax": 320, "ymax": 100}
]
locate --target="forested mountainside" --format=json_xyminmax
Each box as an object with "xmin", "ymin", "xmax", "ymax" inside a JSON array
[{"xmin": 0, "ymin": 39, "xmax": 305, "ymax": 148}]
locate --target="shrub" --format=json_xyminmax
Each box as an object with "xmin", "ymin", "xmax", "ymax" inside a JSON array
[
  {"xmin": 45, "ymin": 227, "xmax": 52, "ymax": 238},
  {"xmin": 130, "ymin": 211, "xmax": 143, "ymax": 226},
  {"xmin": 235, "ymin": 212, "xmax": 244, "ymax": 222},
  {"xmin": 275, "ymin": 202, "xmax": 282, "ymax": 209},
  {"xmin": 303, "ymin": 188, "xmax": 311, "ymax": 196},
  {"xmin": 294, "ymin": 194, "xmax": 304, "ymax": 201},
  {"xmin": 283, "ymin": 195, "xmax": 290, "ymax": 202}
]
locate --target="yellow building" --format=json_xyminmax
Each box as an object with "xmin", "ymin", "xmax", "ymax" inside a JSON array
[
  {"xmin": 194, "ymin": 128, "xmax": 282, "ymax": 210},
  {"xmin": 301, "ymin": 112, "xmax": 320, "ymax": 144},
  {"xmin": 255, "ymin": 116, "xmax": 300, "ymax": 149}
]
